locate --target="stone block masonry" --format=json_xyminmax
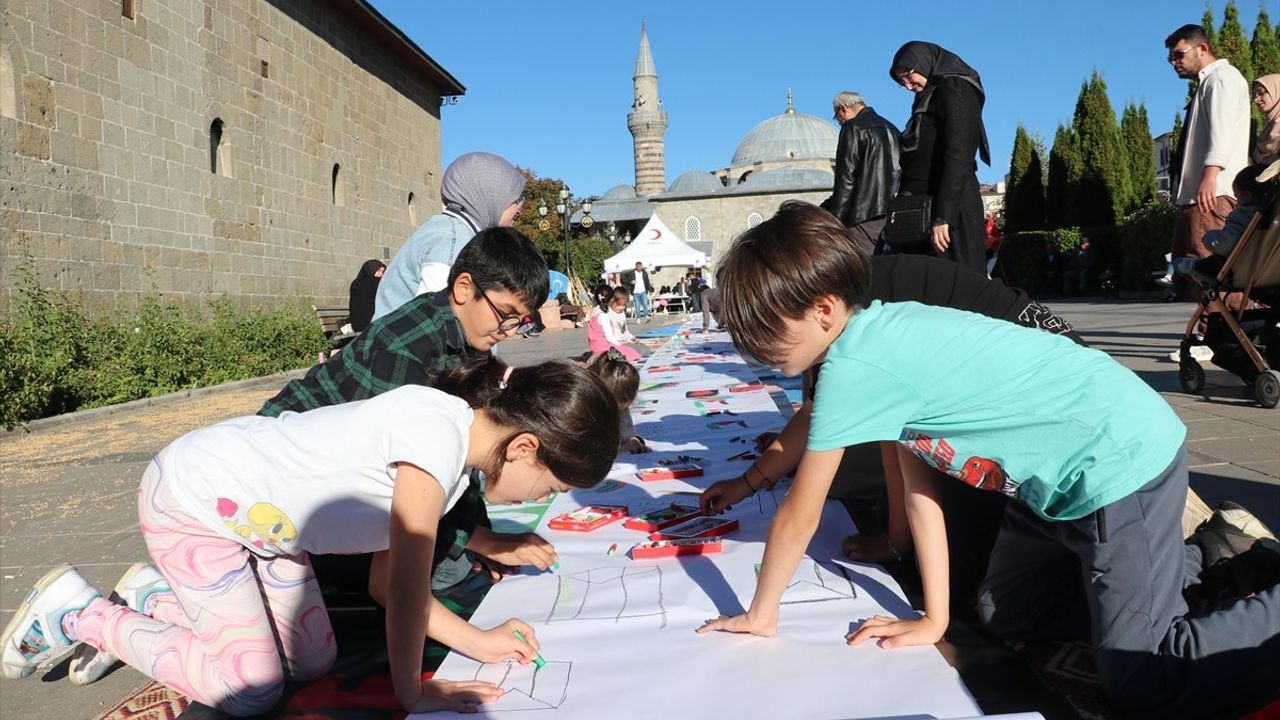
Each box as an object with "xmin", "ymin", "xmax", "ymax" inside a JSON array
[{"xmin": 0, "ymin": 0, "xmax": 459, "ymax": 313}]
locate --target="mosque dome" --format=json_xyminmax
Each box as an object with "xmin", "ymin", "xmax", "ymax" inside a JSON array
[
  {"xmin": 667, "ymin": 170, "xmax": 723, "ymax": 194},
  {"xmin": 601, "ymin": 184, "xmax": 638, "ymax": 200},
  {"xmin": 733, "ymin": 166, "xmax": 834, "ymax": 192},
  {"xmin": 731, "ymin": 98, "xmax": 838, "ymax": 168}
]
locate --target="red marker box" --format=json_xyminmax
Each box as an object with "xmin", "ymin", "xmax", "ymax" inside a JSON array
[
  {"xmin": 631, "ymin": 537, "xmax": 723, "ymax": 559},
  {"xmin": 649, "ymin": 516, "xmax": 739, "ymax": 541},
  {"xmin": 637, "ymin": 463, "xmax": 704, "ymax": 482},
  {"xmin": 623, "ymin": 502, "xmax": 703, "ymax": 532},
  {"xmin": 547, "ymin": 505, "xmax": 628, "ymax": 532}
]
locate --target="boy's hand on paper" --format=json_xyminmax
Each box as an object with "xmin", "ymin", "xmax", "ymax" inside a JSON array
[
  {"xmin": 405, "ymin": 679, "xmax": 503, "ymax": 713},
  {"xmin": 841, "ymin": 533, "xmax": 902, "ymax": 563},
  {"xmin": 474, "ymin": 531, "xmax": 558, "ymax": 571},
  {"xmin": 845, "ymin": 614, "xmax": 945, "ymax": 649},
  {"xmin": 700, "ymin": 477, "xmax": 752, "ymax": 514},
  {"xmin": 465, "ymin": 619, "xmax": 540, "ymax": 664},
  {"xmin": 472, "ymin": 555, "xmax": 512, "ymax": 581},
  {"xmin": 623, "ymin": 436, "xmax": 651, "ymax": 454},
  {"xmin": 695, "ymin": 612, "xmax": 776, "ymax": 637},
  {"xmin": 753, "ymin": 431, "xmax": 780, "ymax": 453}
]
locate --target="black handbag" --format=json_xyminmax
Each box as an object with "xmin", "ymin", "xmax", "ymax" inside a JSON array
[{"xmin": 883, "ymin": 194, "xmax": 933, "ymax": 250}]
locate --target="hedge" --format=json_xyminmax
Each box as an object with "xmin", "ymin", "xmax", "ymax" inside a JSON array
[{"xmin": 1, "ymin": 258, "xmax": 326, "ymax": 428}]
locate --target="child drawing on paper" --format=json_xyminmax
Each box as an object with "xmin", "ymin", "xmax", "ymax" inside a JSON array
[
  {"xmin": 2, "ymin": 357, "xmax": 620, "ymax": 716},
  {"xmin": 585, "ymin": 348, "xmax": 649, "ymax": 454},
  {"xmin": 694, "ymin": 201, "xmax": 1280, "ymax": 718},
  {"xmin": 587, "ymin": 286, "xmax": 651, "ymax": 362}
]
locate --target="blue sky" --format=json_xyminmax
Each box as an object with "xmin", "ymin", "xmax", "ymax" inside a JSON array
[{"xmin": 368, "ymin": 0, "xmax": 1272, "ymax": 197}]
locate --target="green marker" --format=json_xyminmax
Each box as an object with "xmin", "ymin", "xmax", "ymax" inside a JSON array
[{"xmin": 513, "ymin": 629, "xmax": 545, "ymax": 669}]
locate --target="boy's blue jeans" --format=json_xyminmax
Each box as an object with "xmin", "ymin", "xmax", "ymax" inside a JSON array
[
  {"xmin": 632, "ymin": 291, "xmax": 650, "ymax": 319},
  {"xmin": 977, "ymin": 445, "xmax": 1280, "ymax": 718}
]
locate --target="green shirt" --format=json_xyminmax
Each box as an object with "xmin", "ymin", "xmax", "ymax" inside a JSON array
[
  {"xmin": 259, "ymin": 289, "xmax": 487, "ymax": 562},
  {"xmin": 809, "ymin": 301, "xmax": 1186, "ymax": 521}
]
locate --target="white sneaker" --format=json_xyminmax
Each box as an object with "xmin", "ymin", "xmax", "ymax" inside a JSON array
[
  {"xmin": 1168, "ymin": 345, "xmax": 1215, "ymax": 362},
  {"xmin": 1, "ymin": 565, "xmax": 101, "ymax": 680},
  {"xmin": 68, "ymin": 563, "xmax": 170, "ymax": 685},
  {"xmin": 1217, "ymin": 501, "xmax": 1277, "ymax": 542}
]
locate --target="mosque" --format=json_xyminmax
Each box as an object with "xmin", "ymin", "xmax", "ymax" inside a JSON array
[{"xmin": 578, "ymin": 24, "xmax": 837, "ymax": 269}]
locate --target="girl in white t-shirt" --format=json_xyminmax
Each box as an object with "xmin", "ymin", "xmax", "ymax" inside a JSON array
[
  {"xmin": 1, "ymin": 357, "xmax": 620, "ymax": 716},
  {"xmin": 587, "ymin": 286, "xmax": 652, "ymax": 361}
]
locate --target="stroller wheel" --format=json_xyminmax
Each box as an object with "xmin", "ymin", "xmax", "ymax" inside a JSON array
[
  {"xmin": 1255, "ymin": 370, "xmax": 1280, "ymax": 409},
  {"xmin": 1179, "ymin": 357, "xmax": 1206, "ymax": 395}
]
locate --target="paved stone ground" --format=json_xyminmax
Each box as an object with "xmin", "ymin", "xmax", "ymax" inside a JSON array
[{"xmin": 0, "ymin": 302, "xmax": 1275, "ymax": 719}]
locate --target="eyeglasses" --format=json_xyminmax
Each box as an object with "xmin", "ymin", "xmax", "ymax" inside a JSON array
[
  {"xmin": 1167, "ymin": 45, "xmax": 1198, "ymax": 62},
  {"xmin": 479, "ymin": 289, "xmax": 531, "ymax": 332},
  {"xmin": 896, "ymin": 69, "xmax": 916, "ymax": 87}
]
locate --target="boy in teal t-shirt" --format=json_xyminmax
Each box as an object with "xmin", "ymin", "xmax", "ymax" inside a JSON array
[{"xmin": 695, "ymin": 202, "xmax": 1279, "ymax": 718}]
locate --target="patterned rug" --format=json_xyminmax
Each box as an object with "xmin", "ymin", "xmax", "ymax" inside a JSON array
[
  {"xmin": 92, "ymin": 681, "xmax": 189, "ymax": 720},
  {"xmin": 1010, "ymin": 640, "xmax": 1124, "ymax": 720}
]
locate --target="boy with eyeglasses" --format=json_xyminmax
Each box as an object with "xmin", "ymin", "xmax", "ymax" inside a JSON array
[{"xmin": 265, "ymin": 228, "xmax": 552, "ymax": 599}]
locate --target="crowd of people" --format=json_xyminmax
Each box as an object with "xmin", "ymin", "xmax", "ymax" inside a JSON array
[{"xmin": 2, "ymin": 29, "xmax": 1278, "ymax": 720}]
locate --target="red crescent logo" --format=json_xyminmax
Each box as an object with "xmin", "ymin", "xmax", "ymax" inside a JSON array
[{"xmin": 649, "ymin": 228, "xmax": 662, "ymax": 240}]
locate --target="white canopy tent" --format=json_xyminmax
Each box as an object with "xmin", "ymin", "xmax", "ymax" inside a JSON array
[{"xmin": 603, "ymin": 214, "xmax": 709, "ymax": 272}]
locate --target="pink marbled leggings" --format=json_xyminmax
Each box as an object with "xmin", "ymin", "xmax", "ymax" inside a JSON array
[{"xmin": 76, "ymin": 457, "xmax": 336, "ymax": 717}]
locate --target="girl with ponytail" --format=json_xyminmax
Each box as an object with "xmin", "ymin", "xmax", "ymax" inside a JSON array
[{"xmin": 2, "ymin": 357, "xmax": 618, "ymax": 716}]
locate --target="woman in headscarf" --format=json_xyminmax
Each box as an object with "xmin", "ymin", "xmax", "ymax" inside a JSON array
[
  {"xmin": 1251, "ymin": 74, "xmax": 1280, "ymax": 166},
  {"xmin": 347, "ymin": 259, "xmax": 384, "ymax": 333},
  {"xmin": 374, "ymin": 152, "xmax": 527, "ymax": 319},
  {"xmin": 889, "ymin": 41, "xmax": 991, "ymax": 274}
]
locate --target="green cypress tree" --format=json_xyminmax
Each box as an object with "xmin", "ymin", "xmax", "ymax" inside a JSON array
[
  {"xmin": 1004, "ymin": 125, "xmax": 1045, "ymax": 232},
  {"xmin": 1121, "ymin": 103, "xmax": 1157, "ymax": 210},
  {"xmin": 1072, "ymin": 72, "xmax": 1132, "ymax": 225},
  {"xmin": 1046, "ymin": 123, "xmax": 1082, "ymax": 229},
  {"xmin": 1203, "ymin": 5, "xmax": 1219, "ymax": 50},
  {"xmin": 1253, "ymin": 6, "xmax": 1280, "ymax": 77},
  {"xmin": 1219, "ymin": 1, "xmax": 1255, "ymax": 81}
]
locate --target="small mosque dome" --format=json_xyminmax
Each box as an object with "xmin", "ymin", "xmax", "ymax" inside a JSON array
[
  {"xmin": 667, "ymin": 170, "xmax": 723, "ymax": 194},
  {"xmin": 602, "ymin": 184, "xmax": 638, "ymax": 200}
]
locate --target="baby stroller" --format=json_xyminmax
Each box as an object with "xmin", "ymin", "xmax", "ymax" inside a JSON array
[{"xmin": 1177, "ymin": 161, "xmax": 1280, "ymax": 408}]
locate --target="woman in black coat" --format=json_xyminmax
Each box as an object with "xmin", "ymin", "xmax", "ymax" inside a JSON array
[
  {"xmin": 889, "ymin": 41, "xmax": 991, "ymax": 274},
  {"xmin": 347, "ymin": 259, "xmax": 385, "ymax": 333}
]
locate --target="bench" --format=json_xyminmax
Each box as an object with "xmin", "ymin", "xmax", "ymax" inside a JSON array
[{"xmin": 313, "ymin": 306, "xmax": 355, "ymax": 348}]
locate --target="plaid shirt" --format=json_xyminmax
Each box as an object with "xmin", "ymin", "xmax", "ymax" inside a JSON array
[{"xmin": 259, "ymin": 289, "xmax": 488, "ymax": 565}]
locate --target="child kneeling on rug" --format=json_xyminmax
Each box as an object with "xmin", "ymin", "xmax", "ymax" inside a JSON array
[
  {"xmin": 587, "ymin": 286, "xmax": 651, "ymax": 362},
  {"xmin": 696, "ymin": 201, "xmax": 1280, "ymax": 719},
  {"xmin": 2, "ymin": 357, "xmax": 619, "ymax": 716}
]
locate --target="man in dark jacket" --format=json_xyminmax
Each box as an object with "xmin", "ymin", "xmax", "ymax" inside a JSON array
[{"xmin": 821, "ymin": 91, "xmax": 902, "ymax": 254}]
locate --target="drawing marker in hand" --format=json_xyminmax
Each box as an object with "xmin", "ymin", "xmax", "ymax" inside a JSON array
[{"xmin": 513, "ymin": 629, "xmax": 545, "ymax": 670}]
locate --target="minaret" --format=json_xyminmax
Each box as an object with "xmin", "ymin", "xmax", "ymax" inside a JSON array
[{"xmin": 627, "ymin": 21, "xmax": 667, "ymax": 197}]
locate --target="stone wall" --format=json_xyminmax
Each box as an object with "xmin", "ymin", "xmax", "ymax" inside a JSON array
[
  {"xmin": 653, "ymin": 188, "xmax": 829, "ymax": 264},
  {"xmin": 1, "ymin": 0, "xmax": 450, "ymax": 312}
]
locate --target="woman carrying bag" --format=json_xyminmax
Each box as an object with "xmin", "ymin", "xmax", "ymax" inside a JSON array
[{"xmin": 886, "ymin": 41, "xmax": 990, "ymax": 275}]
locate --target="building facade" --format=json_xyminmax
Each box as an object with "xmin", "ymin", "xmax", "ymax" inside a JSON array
[{"xmin": 1, "ymin": 0, "xmax": 463, "ymax": 311}]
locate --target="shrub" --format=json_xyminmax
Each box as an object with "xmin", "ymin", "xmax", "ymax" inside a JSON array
[
  {"xmin": 994, "ymin": 228, "xmax": 1082, "ymax": 294},
  {"xmin": 0, "ymin": 258, "xmax": 326, "ymax": 428},
  {"xmin": 1117, "ymin": 202, "xmax": 1176, "ymax": 291}
]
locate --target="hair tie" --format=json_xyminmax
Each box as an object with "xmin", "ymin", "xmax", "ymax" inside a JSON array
[
  {"xmin": 605, "ymin": 347, "xmax": 627, "ymax": 363},
  {"xmin": 498, "ymin": 365, "xmax": 514, "ymax": 390}
]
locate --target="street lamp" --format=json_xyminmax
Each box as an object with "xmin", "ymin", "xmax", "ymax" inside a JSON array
[{"xmin": 538, "ymin": 187, "xmax": 591, "ymax": 276}]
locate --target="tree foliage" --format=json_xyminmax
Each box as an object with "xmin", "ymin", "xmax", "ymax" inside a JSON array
[
  {"xmin": 1072, "ymin": 72, "xmax": 1132, "ymax": 225},
  {"xmin": 511, "ymin": 167, "xmax": 613, "ymax": 287},
  {"xmin": 1004, "ymin": 125, "xmax": 1045, "ymax": 232},
  {"xmin": 1253, "ymin": 6, "xmax": 1280, "ymax": 77},
  {"xmin": 1121, "ymin": 103, "xmax": 1157, "ymax": 210},
  {"xmin": 1046, "ymin": 123, "xmax": 1083, "ymax": 229},
  {"xmin": 1218, "ymin": 1, "xmax": 1255, "ymax": 81}
]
